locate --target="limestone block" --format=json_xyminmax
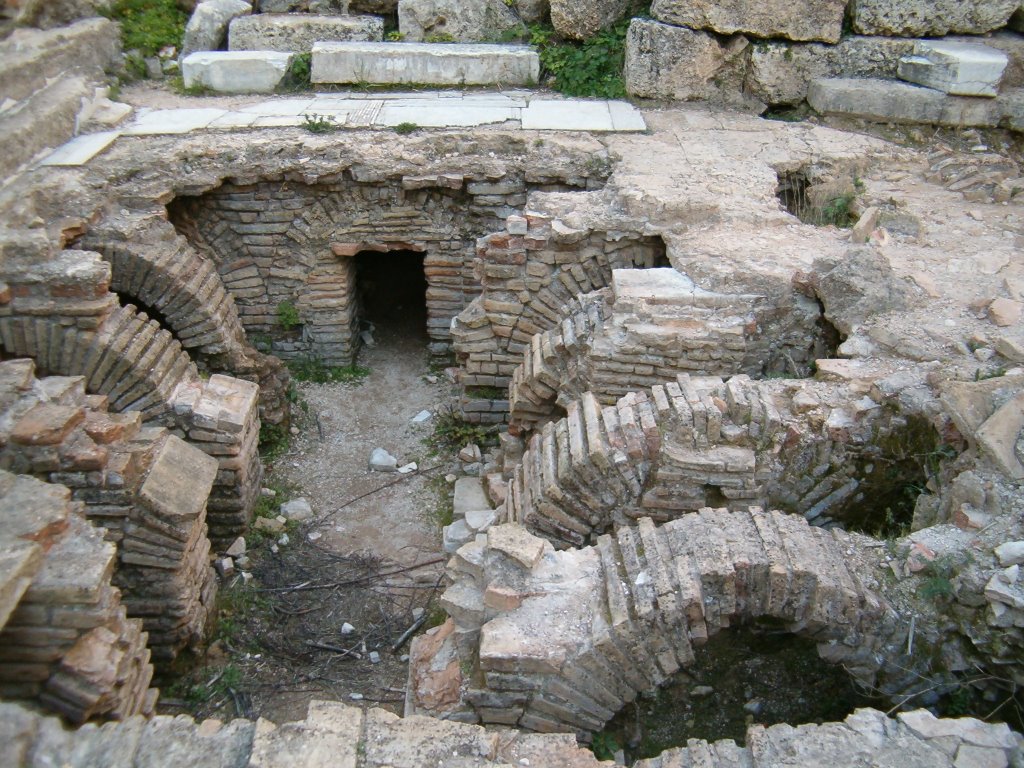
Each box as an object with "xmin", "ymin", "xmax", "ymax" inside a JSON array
[
  {"xmin": 849, "ymin": 0, "xmax": 1019, "ymax": 36},
  {"xmin": 807, "ymin": 77, "xmax": 1004, "ymax": 129},
  {"xmin": 549, "ymin": 0, "xmax": 631, "ymax": 40},
  {"xmin": 229, "ymin": 14, "xmax": 383, "ymax": 53},
  {"xmin": 258, "ymin": 0, "xmax": 346, "ymax": 11},
  {"xmin": 311, "ymin": 42, "xmax": 540, "ymax": 86},
  {"xmin": 974, "ymin": 392, "xmax": 1024, "ymax": 480},
  {"xmin": 139, "ymin": 435, "xmax": 219, "ymax": 524},
  {"xmin": 180, "ymin": 0, "xmax": 253, "ymax": 60},
  {"xmin": 624, "ymin": 19, "xmax": 741, "ymax": 101},
  {"xmin": 454, "ymin": 477, "xmax": 492, "ymax": 518},
  {"xmin": 898, "ymin": 41, "xmax": 1008, "ymax": 98},
  {"xmin": 182, "ymin": 51, "xmax": 293, "ymax": 94},
  {"xmin": 398, "ymin": 0, "xmax": 525, "ymax": 43},
  {"xmin": 746, "ymin": 37, "xmax": 915, "ymax": 106},
  {"xmin": 650, "ymin": 0, "xmax": 846, "ymax": 43}
]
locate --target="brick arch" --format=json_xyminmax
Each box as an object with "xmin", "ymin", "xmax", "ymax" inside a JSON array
[
  {"xmin": 0, "ymin": 306, "xmax": 197, "ymax": 425},
  {"xmin": 435, "ymin": 510, "xmax": 903, "ymax": 735},
  {"xmin": 451, "ymin": 212, "xmax": 666, "ymax": 422}
]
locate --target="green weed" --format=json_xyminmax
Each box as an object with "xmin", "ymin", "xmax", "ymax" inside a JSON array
[
  {"xmin": 103, "ymin": 0, "xmax": 186, "ymax": 58},
  {"xmin": 258, "ymin": 422, "xmax": 290, "ymax": 461},
  {"xmin": 287, "ymin": 358, "xmax": 370, "ymax": 385},
  {"xmin": 283, "ymin": 52, "xmax": 312, "ymax": 90},
  {"xmin": 301, "ymin": 113, "xmax": 340, "ymax": 134},
  {"xmin": 427, "ymin": 406, "xmax": 498, "ymax": 454},
  {"xmin": 276, "ymin": 301, "xmax": 301, "ymax": 330},
  {"xmin": 386, "ymin": 31, "xmax": 406, "ymax": 41},
  {"xmin": 425, "ymin": 32, "xmax": 457, "ymax": 43},
  {"xmin": 394, "ymin": 122, "xmax": 420, "ymax": 135},
  {"xmin": 529, "ymin": 20, "xmax": 629, "ymax": 98}
]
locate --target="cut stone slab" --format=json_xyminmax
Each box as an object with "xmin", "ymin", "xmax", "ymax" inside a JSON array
[
  {"xmin": 122, "ymin": 107, "xmax": 229, "ymax": 135},
  {"xmin": 807, "ymin": 77, "xmax": 1003, "ymax": 128},
  {"xmin": 974, "ymin": 391, "xmax": 1024, "ymax": 480},
  {"xmin": 311, "ymin": 42, "xmax": 540, "ymax": 87},
  {"xmin": 464, "ymin": 508, "xmax": 497, "ymax": 533},
  {"xmin": 898, "ymin": 41, "xmax": 1008, "ymax": 97},
  {"xmin": 521, "ymin": 99, "xmax": 645, "ymax": 131},
  {"xmin": 39, "ymin": 131, "xmax": 120, "ymax": 167},
  {"xmin": 180, "ymin": 0, "xmax": 253, "ymax": 60},
  {"xmin": 377, "ymin": 103, "xmax": 519, "ymax": 127},
  {"xmin": 182, "ymin": 51, "xmax": 294, "ymax": 94},
  {"xmin": 453, "ymin": 477, "xmax": 492, "ymax": 518},
  {"xmin": 399, "ymin": 0, "xmax": 524, "ymax": 43},
  {"xmin": 651, "ymin": 0, "xmax": 846, "ymax": 43},
  {"xmin": 139, "ymin": 435, "xmax": 219, "ymax": 524},
  {"xmin": 229, "ymin": 13, "xmax": 383, "ymax": 53},
  {"xmin": 849, "ymin": 0, "xmax": 1019, "ymax": 37}
]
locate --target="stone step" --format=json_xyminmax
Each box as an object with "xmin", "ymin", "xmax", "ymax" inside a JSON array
[
  {"xmin": 229, "ymin": 13, "xmax": 383, "ymax": 52},
  {"xmin": 311, "ymin": 42, "xmax": 540, "ymax": 87},
  {"xmin": 0, "ymin": 75, "xmax": 92, "ymax": 180},
  {"xmin": 182, "ymin": 51, "xmax": 294, "ymax": 95},
  {"xmin": 897, "ymin": 40, "xmax": 1008, "ymax": 97}
]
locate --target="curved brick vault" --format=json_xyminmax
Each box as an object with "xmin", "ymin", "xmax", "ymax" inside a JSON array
[{"xmin": 414, "ymin": 510, "xmax": 906, "ymax": 735}]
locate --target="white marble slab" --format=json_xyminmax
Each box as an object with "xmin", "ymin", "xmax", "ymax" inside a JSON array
[
  {"xmin": 521, "ymin": 100, "xmax": 614, "ymax": 131},
  {"xmin": 377, "ymin": 104, "xmax": 519, "ymax": 127},
  {"xmin": 122, "ymin": 108, "xmax": 228, "ymax": 135},
  {"xmin": 39, "ymin": 131, "xmax": 120, "ymax": 166},
  {"xmin": 239, "ymin": 98, "xmax": 315, "ymax": 115}
]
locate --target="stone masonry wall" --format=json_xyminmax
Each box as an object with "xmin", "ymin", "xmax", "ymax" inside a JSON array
[
  {"xmin": 0, "ymin": 358, "xmax": 220, "ymax": 664},
  {"xmin": 0, "ymin": 466, "xmax": 155, "ymax": 723},
  {"xmin": 424, "ymin": 513, "xmax": 906, "ymax": 734},
  {"xmin": 508, "ymin": 268, "xmax": 835, "ymax": 432},
  {"xmin": 0, "ymin": 238, "xmax": 264, "ymax": 545},
  {"xmin": 168, "ymin": 173, "xmax": 574, "ymax": 365},
  {"xmin": 8, "ymin": 697, "xmax": 1018, "ymax": 768},
  {"xmin": 452, "ymin": 210, "xmax": 667, "ymax": 423}
]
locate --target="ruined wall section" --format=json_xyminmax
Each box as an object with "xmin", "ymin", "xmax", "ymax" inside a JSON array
[
  {"xmin": 508, "ymin": 268, "xmax": 835, "ymax": 432},
  {"xmin": 0, "ymin": 238, "xmax": 264, "ymax": 545},
  {"xmin": 425, "ymin": 513, "xmax": 905, "ymax": 735},
  {"xmin": 0, "ymin": 464, "xmax": 154, "ymax": 723},
  {"xmin": 0, "ymin": 358, "xmax": 220, "ymax": 665},
  {"xmin": 453, "ymin": 208, "xmax": 667, "ymax": 424},
  {"xmin": 169, "ymin": 173, "xmax": 533, "ymax": 365}
]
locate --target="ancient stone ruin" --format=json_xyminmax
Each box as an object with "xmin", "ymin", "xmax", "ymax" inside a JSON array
[{"xmin": 2, "ymin": 0, "xmax": 1024, "ymax": 766}]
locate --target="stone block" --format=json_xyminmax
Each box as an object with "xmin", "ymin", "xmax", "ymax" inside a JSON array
[
  {"xmin": 453, "ymin": 477, "xmax": 492, "ymax": 518},
  {"xmin": 311, "ymin": 42, "xmax": 540, "ymax": 87},
  {"xmin": 746, "ymin": 36, "xmax": 916, "ymax": 106},
  {"xmin": 651, "ymin": 0, "xmax": 846, "ymax": 43},
  {"xmin": 398, "ymin": 0, "xmax": 524, "ymax": 43},
  {"xmin": 549, "ymin": 0, "xmax": 632, "ymax": 40},
  {"xmin": 807, "ymin": 77, "xmax": 1004, "ymax": 128},
  {"xmin": 229, "ymin": 14, "xmax": 383, "ymax": 53},
  {"xmin": 10, "ymin": 403, "xmax": 84, "ymax": 446},
  {"xmin": 182, "ymin": 51, "xmax": 293, "ymax": 94},
  {"xmin": 898, "ymin": 41, "xmax": 1008, "ymax": 97},
  {"xmin": 849, "ymin": 0, "xmax": 1018, "ymax": 36},
  {"xmin": 139, "ymin": 436, "xmax": 218, "ymax": 524},
  {"xmin": 624, "ymin": 19, "xmax": 748, "ymax": 102},
  {"xmin": 180, "ymin": 0, "xmax": 253, "ymax": 60}
]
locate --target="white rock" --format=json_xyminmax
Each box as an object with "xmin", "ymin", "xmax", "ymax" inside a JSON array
[
  {"xmin": 280, "ymin": 497, "xmax": 314, "ymax": 521},
  {"xmin": 397, "ymin": 462, "xmax": 418, "ymax": 474},
  {"xmin": 369, "ymin": 651, "xmax": 381, "ymax": 664},
  {"xmin": 369, "ymin": 447, "xmax": 399, "ymax": 472},
  {"xmin": 225, "ymin": 536, "xmax": 246, "ymax": 557},
  {"xmin": 411, "ymin": 409, "xmax": 432, "ymax": 424},
  {"xmin": 443, "ymin": 519, "xmax": 475, "ymax": 553},
  {"xmin": 182, "ymin": 51, "xmax": 293, "ymax": 94},
  {"xmin": 995, "ymin": 541, "xmax": 1024, "ymax": 566},
  {"xmin": 341, "ymin": 622, "xmax": 356, "ymax": 635},
  {"xmin": 464, "ymin": 508, "xmax": 497, "ymax": 532},
  {"xmin": 898, "ymin": 41, "xmax": 1008, "ymax": 98},
  {"xmin": 180, "ymin": 0, "xmax": 252, "ymax": 60},
  {"xmin": 278, "ymin": 533, "xmax": 290, "ymax": 546}
]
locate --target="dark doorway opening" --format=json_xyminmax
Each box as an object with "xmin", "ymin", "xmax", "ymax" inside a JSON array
[{"xmin": 355, "ymin": 249, "xmax": 428, "ymax": 345}]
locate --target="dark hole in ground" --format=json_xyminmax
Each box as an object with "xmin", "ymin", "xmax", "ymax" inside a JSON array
[
  {"xmin": 840, "ymin": 413, "xmax": 959, "ymax": 539},
  {"xmin": 591, "ymin": 626, "xmax": 882, "ymax": 763},
  {"xmin": 356, "ymin": 249, "xmax": 428, "ymax": 345},
  {"xmin": 776, "ymin": 170, "xmax": 859, "ymax": 228}
]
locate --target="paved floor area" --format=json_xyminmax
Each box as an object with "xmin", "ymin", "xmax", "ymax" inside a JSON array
[{"xmin": 40, "ymin": 91, "xmax": 647, "ymax": 168}]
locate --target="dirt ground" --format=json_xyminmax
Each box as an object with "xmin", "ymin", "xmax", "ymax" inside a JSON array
[{"xmin": 159, "ymin": 312, "xmax": 463, "ymax": 724}]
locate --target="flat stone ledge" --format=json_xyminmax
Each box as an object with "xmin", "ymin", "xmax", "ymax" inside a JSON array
[
  {"xmin": 807, "ymin": 77, "xmax": 1017, "ymax": 129},
  {"xmin": 311, "ymin": 42, "xmax": 540, "ymax": 86},
  {"xmin": 229, "ymin": 13, "xmax": 384, "ymax": 53},
  {"xmin": 182, "ymin": 51, "xmax": 294, "ymax": 94},
  {"xmin": 898, "ymin": 40, "xmax": 1009, "ymax": 97}
]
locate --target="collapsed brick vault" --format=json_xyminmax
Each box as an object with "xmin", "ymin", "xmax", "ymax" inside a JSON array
[{"xmin": 1, "ymin": 92, "xmax": 1024, "ymax": 765}]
